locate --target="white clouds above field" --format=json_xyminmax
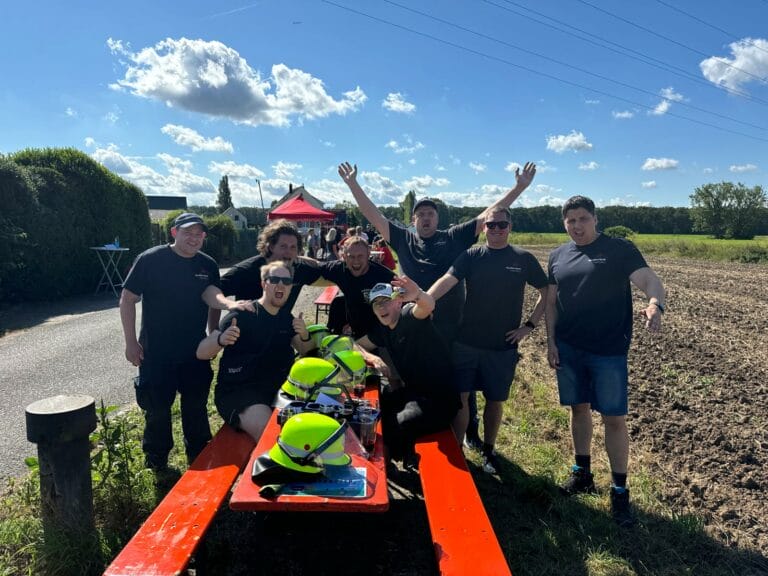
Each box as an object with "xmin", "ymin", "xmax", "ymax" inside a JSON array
[
  {"xmin": 642, "ymin": 157, "xmax": 679, "ymax": 170},
  {"xmin": 469, "ymin": 162, "xmax": 487, "ymax": 174},
  {"xmin": 385, "ymin": 136, "xmax": 425, "ymax": 154},
  {"xmin": 161, "ymin": 124, "xmax": 233, "ymax": 152},
  {"xmin": 642, "ymin": 180, "xmax": 657, "ymax": 189},
  {"xmin": 579, "ymin": 161, "xmax": 599, "ymax": 171},
  {"xmin": 382, "ymin": 92, "xmax": 416, "ymax": 114},
  {"xmin": 108, "ymin": 37, "xmax": 366, "ymax": 127},
  {"xmin": 612, "ymin": 110, "xmax": 634, "ymax": 119},
  {"xmin": 729, "ymin": 163, "xmax": 758, "ymax": 173},
  {"xmin": 700, "ymin": 38, "xmax": 768, "ymax": 90},
  {"xmin": 546, "ymin": 130, "xmax": 593, "ymax": 153}
]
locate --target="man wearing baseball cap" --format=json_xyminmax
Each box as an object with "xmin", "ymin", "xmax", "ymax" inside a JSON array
[{"xmin": 120, "ymin": 212, "xmax": 253, "ymax": 471}]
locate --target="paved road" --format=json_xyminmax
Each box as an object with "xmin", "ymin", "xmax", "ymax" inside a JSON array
[{"xmin": 0, "ymin": 295, "xmax": 138, "ymax": 479}]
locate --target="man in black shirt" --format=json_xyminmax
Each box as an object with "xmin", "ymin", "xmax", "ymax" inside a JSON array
[
  {"xmin": 120, "ymin": 212, "xmax": 253, "ymax": 469},
  {"xmin": 429, "ymin": 208, "xmax": 548, "ymax": 474},
  {"xmin": 197, "ymin": 261, "xmax": 314, "ymax": 441},
  {"xmin": 356, "ymin": 278, "xmax": 460, "ymax": 464},
  {"xmin": 546, "ymin": 195, "xmax": 665, "ymax": 526}
]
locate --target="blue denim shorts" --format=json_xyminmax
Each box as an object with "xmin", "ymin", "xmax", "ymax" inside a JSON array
[
  {"xmin": 555, "ymin": 339, "xmax": 628, "ymax": 416},
  {"xmin": 452, "ymin": 341, "xmax": 519, "ymax": 402}
]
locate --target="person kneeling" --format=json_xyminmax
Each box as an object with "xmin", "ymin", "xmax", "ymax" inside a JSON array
[
  {"xmin": 355, "ymin": 278, "xmax": 460, "ymax": 468},
  {"xmin": 197, "ymin": 261, "xmax": 314, "ymax": 442}
]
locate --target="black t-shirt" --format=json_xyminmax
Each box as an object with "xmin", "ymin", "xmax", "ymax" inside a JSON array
[
  {"xmin": 220, "ymin": 256, "xmax": 322, "ymax": 312},
  {"xmin": 318, "ymin": 260, "xmax": 395, "ymax": 337},
  {"xmin": 367, "ymin": 304, "xmax": 457, "ymax": 403},
  {"xmin": 388, "ymin": 219, "xmax": 478, "ymax": 339},
  {"xmin": 123, "ymin": 244, "xmax": 220, "ymax": 363},
  {"xmin": 450, "ymin": 245, "xmax": 548, "ymax": 350},
  {"xmin": 548, "ymin": 234, "xmax": 648, "ymax": 356},
  {"xmin": 216, "ymin": 303, "xmax": 296, "ymax": 394}
]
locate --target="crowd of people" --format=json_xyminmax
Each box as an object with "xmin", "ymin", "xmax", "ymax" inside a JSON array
[{"xmin": 120, "ymin": 160, "xmax": 665, "ymax": 528}]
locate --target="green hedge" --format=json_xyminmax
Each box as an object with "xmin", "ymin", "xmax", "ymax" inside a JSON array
[{"xmin": 0, "ymin": 148, "xmax": 151, "ymax": 303}]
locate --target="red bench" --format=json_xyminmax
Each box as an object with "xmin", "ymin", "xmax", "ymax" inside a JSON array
[
  {"xmin": 415, "ymin": 430, "xmax": 512, "ymax": 576},
  {"xmin": 313, "ymin": 285, "xmax": 340, "ymax": 323},
  {"xmin": 103, "ymin": 424, "xmax": 255, "ymax": 576}
]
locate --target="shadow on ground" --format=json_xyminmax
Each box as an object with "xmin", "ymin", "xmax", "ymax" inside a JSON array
[{"xmin": 0, "ymin": 293, "xmax": 120, "ymax": 336}]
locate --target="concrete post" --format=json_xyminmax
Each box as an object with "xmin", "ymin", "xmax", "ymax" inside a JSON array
[{"xmin": 25, "ymin": 395, "xmax": 97, "ymax": 538}]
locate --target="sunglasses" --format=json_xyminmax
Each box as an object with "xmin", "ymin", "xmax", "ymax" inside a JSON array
[
  {"xmin": 485, "ymin": 221, "xmax": 510, "ymax": 230},
  {"xmin": 265, "ymin": 276, "xmax": 293, "ymax": 285}
]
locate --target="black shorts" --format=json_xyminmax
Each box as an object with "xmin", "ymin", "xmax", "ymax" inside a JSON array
[{"xmin": 215, "ymin": 376, "xmax": 283, "ymax": 428}]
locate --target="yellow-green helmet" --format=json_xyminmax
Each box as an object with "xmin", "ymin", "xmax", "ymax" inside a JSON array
[
  {"xmin": 306, "ymin": 324, "xmax": 330, "ymax": 349},
  {"xmin": 320, "ymin": 334, "xmax": 354, "ymax": 357},
  {"xmin": 268, "ymin": 412, "xmax": 351, "ymax": 473},
  {"xmin": 327, "ymin": 350, "xmax": 367, "ymax": 388},
  {"xmin": 281, "ymin": 357, "xmax": 341, "ymax": 401}
]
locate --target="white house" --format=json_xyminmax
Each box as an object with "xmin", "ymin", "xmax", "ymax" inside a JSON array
[{"xmin": 223, "ymin": 206, "xmax": 248, "ymax": 230}]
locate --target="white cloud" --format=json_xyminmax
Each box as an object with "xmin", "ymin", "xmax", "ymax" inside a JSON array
[
  {"xmin": 434, "ymin": 164, "xmax": 446, "ymax": 172},
  {"xmin": 504, "ymin": 162, "xmax": 521, "ymax": 173},
  {"xmin": 641, "ymin": 180, "xmax": 657, "ymax": 189},
  {"xmin": 84, "ymin": 137, "xmax": 96, "ymax": 148},
  {"xmin": 161, "ymin": 124, "xmax": 234, "ymax": 153},
  {"xmin": 359, "ymin": 171, "xmax": 403, "ymax": 205},
  {"xmin": 103, "ymin": 111, "xmax": 120, "ymax": 124},
  {"xmin": 108, "ymin": 37, "xmax": 367, "ymax": 127},
  {"xmin": 607, "ymin": 197, "xmax": 651, "ymax": 207},
  {"xmin": 650, "ymin": 99, "xmax": 671, "ymax": 116},
  {"xmin": 584, "ymin": 99, "xmax": 600, "ymax": 105},
  {"xmin": 612, "ymin": 110, "xmax": 634, "ymax": 119},
  {"xmin": 65, "ymin": 107, "xmax": 77, "ymax": 117},
  {"xmin": 730, "ymin": 163, "xmax": 758, "ymax": 173},
  {"xmin": 403, "ymin": 175, "xmax": 450, "ymax": 193},
  {"xmin": 703, "ymin": 167, "xmax": 714, "ymax": 174},
  {"xmin": 533, "ymin": 184, "xmax": 561, "ymax": 196},
  {"xmin": 382, "ymin": 92, "xmax": 416, "ymax": 114},
  {"xmin": 208, "ymin": 160, "xmax": 265, "ymax": 179},
  {"xmin": 700, "ymin": 38, "xmax": 768, "ymax": 90},
  {"xmin": 385, "ymin": 136, "xmax": 425, "ymax": 154},
  {"xmin": 469, "ymin": 162, "xmax": 487, "ymax": 174},
  {"xmin": 660, "ymin": 87, "xmax": 685, "ymax": 102},
  {"xmin": 320, "ymin": 140, "xmax": 335, "ymax": 148},
  {"xmin": 578, "ymin": 161, "xmax": 599, "ymax": 171},
  {"xmin": 546, "ymin": 130, "xmax": 593, "ymax": 153},
  {"xmin": 407, "ymin": 158, "xmax": 417, "ymax": 165},
  {"xmin": 642, "ymin": 157, "xmax": 679, "ymax": 170},
  {"xmin": 272, "ymin": 161, "xmax": 302, "ymax": 178}
]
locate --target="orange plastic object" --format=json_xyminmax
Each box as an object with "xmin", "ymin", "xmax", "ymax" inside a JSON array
[
  {"xmin": 103, "ymin": 425, "xmax": 255, "ymax": 576},
  {"xmin": 230, "ymin": 384, "xmax": 389, "ymax": 512},
  {"xmin": 313, "ymin": 285, "xmax": 340, "ymax": 322},
  {"xmin": 415, "ymin": 431, "xmax": 512, "ymax": 576}
]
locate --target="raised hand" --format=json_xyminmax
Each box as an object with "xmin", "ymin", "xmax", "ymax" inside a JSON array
[
  {"xmin": 515, "ymin": 161, "xmax": 537, "ymax": 190},
  {"xmin": 337, "ymin": 162, "xmax": 358, "ymax": 186},
  {"xmin": 219, "ymin": 317, "xmax": 240, "ymax": 347}
]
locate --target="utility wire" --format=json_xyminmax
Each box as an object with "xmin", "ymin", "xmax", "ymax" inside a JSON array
[
  {"xmin": 488, "ymin": 0, "xmax": 768, "ymax": 107},
  {"xmin": 651, "ymin": 0, "xmax": 768, "ymax": 57},
  {"xmin": 574, "ymin": 0, "xmax": 768, "ymax": 85},
  {"xmin": 380, "ymin": 0, "xmax": 768, "ymax": 133},
  {"xmin": 321, "ymin": 0, "xmax": 768, "ymax": 143}
]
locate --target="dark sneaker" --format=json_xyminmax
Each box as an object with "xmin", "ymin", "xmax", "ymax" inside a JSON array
[
  {"xmin": 610, "ymin": 486, "xmax": 636, "ymax": 527},
  {"xmin": 402, "ymin": 451, "xmax": 420, "ymax": 472},
  {"xmin": 560, "ymin": 465, "xmax": 596, "ymax": 495},
  {"xmin": 463, "ymin": 425, "xmax": 483, "ymax": 452},
  {"xmin": 482, "ymin": 449, "xmax": 500, "ymax": 475}
]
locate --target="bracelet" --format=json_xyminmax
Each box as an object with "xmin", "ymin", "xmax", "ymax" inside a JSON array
[
  {"xmin": 524, "ymin": 320, "xmax": 536, "ymax": 330},
  {"xmin": 300, "ymin": 334, "xmax": 311, "ymax": 342},
  {"xmin": 217, "ymin": 331, "xmax": 225, "ymax": 347}
]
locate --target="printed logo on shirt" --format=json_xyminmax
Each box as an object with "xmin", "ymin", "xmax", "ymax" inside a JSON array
[
  {"xmin": 228, "ymin": 366, "xmax": 243, "ymax": 374},
  {"xmin": 505, "ymin": 266, "xmax": 523, "ymax": 273},
  {"xmin": 589, "ymin": 258, "xmax": 607, "ymax": 265},
  {"xmin": 195, "ymin": 269, "xmax": 210, "ymax": 281}
]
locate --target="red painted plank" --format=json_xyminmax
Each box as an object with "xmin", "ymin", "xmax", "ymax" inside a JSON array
[
  {"xmin": 415, "ymin": 431, "xmax": 512, "ymax": 576},
  {"xmin": 103, "ymin": 425, "xmax": 255, "ymax": 576},
  {"xmin": 313, "ymin": 285, "xmax": 340, "ymax": 305}
]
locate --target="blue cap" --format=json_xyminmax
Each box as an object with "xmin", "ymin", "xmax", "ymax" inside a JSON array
[{"xmin": 174, "ymin": 212, "xmax": 208, "ymax": 232}]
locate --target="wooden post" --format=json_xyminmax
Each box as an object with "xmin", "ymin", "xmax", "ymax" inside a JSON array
[{"xmin": 25, "ymin": 395, "xmax": 97, "ymax": 538}]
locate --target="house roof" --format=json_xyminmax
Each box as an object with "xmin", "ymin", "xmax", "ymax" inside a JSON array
[
  {"xmin": 272, "ymin": 185, "xmax": 326, "ymax": 210},
  {"xmin": 146, "ymin": 195, "xmax": 187, "ymax": 210}
]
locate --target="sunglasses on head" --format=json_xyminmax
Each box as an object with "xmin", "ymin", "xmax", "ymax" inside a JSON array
[
  {"xmin": 485, "ymin": 221, "xmax": 510, "ymax": 230},
  {"xmin": 265, "ymin": 276, "xmax": 293, "ymax": 285}
]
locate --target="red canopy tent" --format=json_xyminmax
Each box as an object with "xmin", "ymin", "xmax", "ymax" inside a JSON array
[{"xmin": 268, "ymin": 194, "xmax": 335, "ymax": 221}]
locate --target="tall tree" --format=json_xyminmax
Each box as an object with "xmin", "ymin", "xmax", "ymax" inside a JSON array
[
  {"xmin": 217, "ymin": 175, "xmax": 233, "ymax": 213},
  {"xmin": 400, "ymin": 190, "xmax": 416, "ymax": 223},
  {"xmin": 690, "ymin": 181, "xmax": 766, "ymax": 239}
]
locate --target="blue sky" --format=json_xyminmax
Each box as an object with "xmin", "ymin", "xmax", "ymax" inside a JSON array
[{"xmin": 2, "ymin": 0, "xmax": 767, "ymax": 209}]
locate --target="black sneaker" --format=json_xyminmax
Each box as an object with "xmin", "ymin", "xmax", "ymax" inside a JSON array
[
  {"xmin": 482, "ymin": 448, "xmax": 500, "ymax": 475},
  {"xmin": 610, "ymin": 486, "xmax": 635, "ymax": 527},
  {"xmin": 560, "ymin": 465, "xmax": 596, "ymax": 495},
  {"xmin": 463, "ymin": 425, "xmax": 483, "ymax": 452}
]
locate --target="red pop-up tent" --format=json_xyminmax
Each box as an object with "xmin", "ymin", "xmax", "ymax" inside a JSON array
[{"xmin": 268, "ymin": 194, "xmax": 335, "ymax": 221}]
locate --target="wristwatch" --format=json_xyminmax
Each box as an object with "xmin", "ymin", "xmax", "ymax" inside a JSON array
[{"xmin": 524, "ymin": 320, "xmax": 536, "ymax": 330}]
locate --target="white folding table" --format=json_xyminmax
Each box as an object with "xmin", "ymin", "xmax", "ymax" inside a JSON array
[{"xmin": 91, "ymin": 246, "xmax": 130, "ymax": 297}]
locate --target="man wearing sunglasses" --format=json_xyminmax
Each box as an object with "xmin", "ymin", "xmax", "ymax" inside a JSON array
[
  {"xmin": 428, "ymin": 208, "xmax": 548, "ymax": 475},
  {"xmin": 197, "ymin": 261, "xmax": 315, "ymax": 442},
  {"xmin": 339, "ymin": 160, "xmax": 536, "ymax": 449}
]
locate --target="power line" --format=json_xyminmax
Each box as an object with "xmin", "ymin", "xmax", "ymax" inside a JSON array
[
  {"xmin": 380, "ymin": 0, "xmax": 768, "ymax": 133},
  {"xmin": 651, "ymin": 0, "xmax": 768, "ymax": 57},
  {"xmin": 574, "ymin": 0, "xmax": 768, "ymax": 86},
  {"xmin": 487, "ymin": 0, "xmax": 768, "ymax": 107},
  {"xmin": 320, "ymin": 0, "xmax": 768, "ymax": 143}
]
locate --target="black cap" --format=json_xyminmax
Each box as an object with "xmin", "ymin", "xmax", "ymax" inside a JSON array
[
  {"xmin": 413, "ymin": 197, "xmax": 438, "ymax": 212},
  {"xmin": 174, "ymin": 212, "xmax": 208, "ymax": 232}
]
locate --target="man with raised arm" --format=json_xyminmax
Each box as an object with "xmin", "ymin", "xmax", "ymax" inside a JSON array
[
  {"xmin": 338, "ymin": 160, "xmax": 536, "ymax": 446},
  {"xmin": 120, "ymin": 212, "xmax": 253, "ymax": 471},
  {"xmin": 546, "ymin": 195, "xmax": 666, "ymax": 527}
]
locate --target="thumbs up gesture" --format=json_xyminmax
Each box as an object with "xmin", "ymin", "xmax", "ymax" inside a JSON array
[
  {"xmin": 218, "ymin": 317, "xmax": 240, "ymax": 347},
  {"xmin": 293, "ymin": 312, "xmax": 309, "ymax": 341}
]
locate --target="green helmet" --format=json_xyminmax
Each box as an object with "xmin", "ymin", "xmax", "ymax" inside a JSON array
[
  {"xmin": 281, "ymin": 357, "xmax": 341, "ymax": 401},
  {"xmin": 306, "ymin": 324, "xmax": 330, "ymax": 349},
  {"xmin": 320, "ymin": 334, "xmax": 354, "ymax": 357},
  {"xmin": 327, "ymin": 350, "xmax": 367, "ymax": 387},
  {"xmin": 269, "ymin": 412, "xmax": 351, "ymax": 474}
]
